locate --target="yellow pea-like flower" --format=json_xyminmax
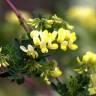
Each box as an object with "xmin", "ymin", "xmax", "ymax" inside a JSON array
[
  {"xmin": 68, "ymin": 44, "xmax": 78, "ymax": 50},
  {"xmin": 30, "ymin": 30, "xmax": 39, "ymax": 38},
  {"xmin": 40, "ymin": 30, "xmax": 49, "ymax": 43},
  {"xmin": 57, "ymin": 28, "xmax": 66, "ymax": 43},
  {"xmin": 48, "ymin": 43, "xmax": 58, "ymax": 50},
  {"xmin": 50, "ymin": 67, "xmax": 62, "ymax": 78},
  {"xmin": 30, "ymin": 30, "xmax": 41, "ymax": 45},
  {"xmin": 40, "ymin": 41, "xmax": 48, "ymax": 53},
  {"xmin": 82, "ymin": 55, "xmax": 90, "ymax": 64},
  {"xmin": 70, "ymin": 32, "xmax": 77, "ymax": 42},
  {"xmin": 41, "ymin": 47, "xmax": 48, "ymax": 53},
  {"xmin": 60, "ymin": 41, "xmax": 68, "ymax": 51},
  {"xmin": 33, "ymin": 37, "xmax": 41, "ymax": 45},
  {"xmin": 82, "ymin": 52, "xmax": 96, "ymax": 64},
  {"xmin": 29, "ymin": 26, "xmax": 78, "ymax": 53},
  {"xmin": 48, "ymin": 31, "xmax": 57, "ymax": 42},
  {"xmin": 65, "ymin": 30, "xmax": 71, "ymax": 40},
  {"xmin": 20, "ymin": 44, "xmax": 38, "ymax": 59},
  {"xmin": 77, "ymin": 52, "xmax": 96, "ymax": 65},
  {"xmin": 61, "ymin": 44, "xmax": 67, "ymax": 51}
]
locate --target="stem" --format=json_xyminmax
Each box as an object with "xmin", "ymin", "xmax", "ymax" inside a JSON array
[{"xmin": 5, "ymin": 0, "xmax": 31, "ymax": 33}]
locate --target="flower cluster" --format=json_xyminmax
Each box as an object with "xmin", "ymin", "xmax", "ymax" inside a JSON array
[
  {"xmin": 30, "ymin": 28, "xmax": 78, "ymax": 53},
  {"xmin": 40, "ymin": 60, "xmax": 62, "ymax": 85},
  {"xmin": 41, "ymin": 66, "xmax": 62, "ymax": 85},
  {"xmin": 77, "ymin": 51, "xmax": 96, "ymax": 65},
  {"xmin": 20, "ymin": 15, "xmax": 78, "ymax": 59}
]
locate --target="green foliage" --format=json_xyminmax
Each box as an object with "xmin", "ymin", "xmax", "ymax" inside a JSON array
[{"xmin": 53, "ymin": 73, "xmax": 90, "ymax": 96}]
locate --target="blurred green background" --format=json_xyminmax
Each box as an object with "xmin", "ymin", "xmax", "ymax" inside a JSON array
[{"xmin": 0, "ymin": 0, "xmax": 96, "ymax": 96}]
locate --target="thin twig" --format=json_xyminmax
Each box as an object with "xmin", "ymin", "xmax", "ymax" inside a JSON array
[{"xmin": 5, "ymin": 0, "xmax": 31, "ymax": 33}]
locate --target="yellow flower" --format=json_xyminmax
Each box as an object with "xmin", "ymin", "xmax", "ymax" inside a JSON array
[
  {"xmin": 83, "ymin": 52, "xmax": 96, "ymax": 64},
  {"xmin": 44, "ymin": 76, "xmax": 51, "ymax": 85},
  {"xmin": 67, "ymin": 6, "xmax": 96, "ymax": 28},
  {"xmin": 40, "ymin": 30, "xmax": 49, "ymax": 43},
  {"xmin": 40, "ymin": 72, "xmax": 51, "ymax": 85},
  {"xmin": 40, "ymin": 41, "xmax": 48, "ymax": 53},
  {"xmin": 69, "ymin": 32, "xmax": 77, "ymax": 42},
  {"xmin": 68, "ymin": 32, "xmax": 78, "ymax": 50},
  {"xmin": 20, "ymin": 44, "xmax": 38, "ymax": 59},
  {"xmin": 57, "ymin": 27, "xmax": 78, "ymax": 51},
  {"xmin": 48, "ymin": 43, "xmax": 58, "ymax": 50},
  {"xmin": 39, "ymin": 30, "xmax": 58, "ymax": 53},
  {"xmin": 30, "ymin": 30, "xmax": 49, "ymax": 53},
  {"xmin": 30, "ymin": 26, "xmax": 78, "ymax": 53},
  {"xmin": 68, "ymin": 43, "xmax": 78, "ymax": 50},
  {"xmin": 48, "ymin": 31, "xmax": 57, "ymax": 42},
  {"xmin": 77, "ymin": 51, "xmax": 96, "ymax": 64},
  {"xmin": 39, "ymin": 30, "xmax": 49, "ymax": 53},
  {"xmin": 60, "ymin": 41, "xmax": 68, "ymax": 51},
  {"xmin": 57, "ymin": 28, "xmax": 66, "ymax": 43},
  {"xmin": 47, "ymin": 31, "xmax": 58, "ymax": 50},
  {"xmin": 30, "ymin": 30, "xmax": 40, "ymax": 45},
  {"xmin": 65, "ymin": 30, "xmax": 71, "ymax": 40},
  {"xmin": 50, "ymin": 67, "xmax": 62, "ymax": 78}
]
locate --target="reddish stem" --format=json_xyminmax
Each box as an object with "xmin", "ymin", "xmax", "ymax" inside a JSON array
[
  {"xmin": 5, "ymin": 0, "xmax": 20, "ymax": 16},
  {"xmin": 5, "ymin": 0, "xmax": 31, "ymax": 33}
]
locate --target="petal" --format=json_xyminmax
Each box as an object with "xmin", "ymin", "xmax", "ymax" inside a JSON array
[
  {"xmin": 34, "ymin": 51, "xmax": 38, "ymax": 58},
  {"xmin": 41, "ymin": 48, "xmax": 48, "ymax": 53},
  {"xmin": 30, "ymin": 30, "xmax": 39, "ymax": 38},
  {"xmin": 61, "ymin": 44, "xmax": 67, "ymax": 51},
  {"xmin": 28, "ymin": 44, "xmax": 34, "ymax": 51},
  {"xmin": 69, "ymin": 44, "xmax": 78, "ymax": 50},
  {"xmin": 20, "ymin": 46, "xmax": 27, "ymax": 52},
  {"xmin": 48, "ymin": 43, "xmax": 58, "ymax": 49}
]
